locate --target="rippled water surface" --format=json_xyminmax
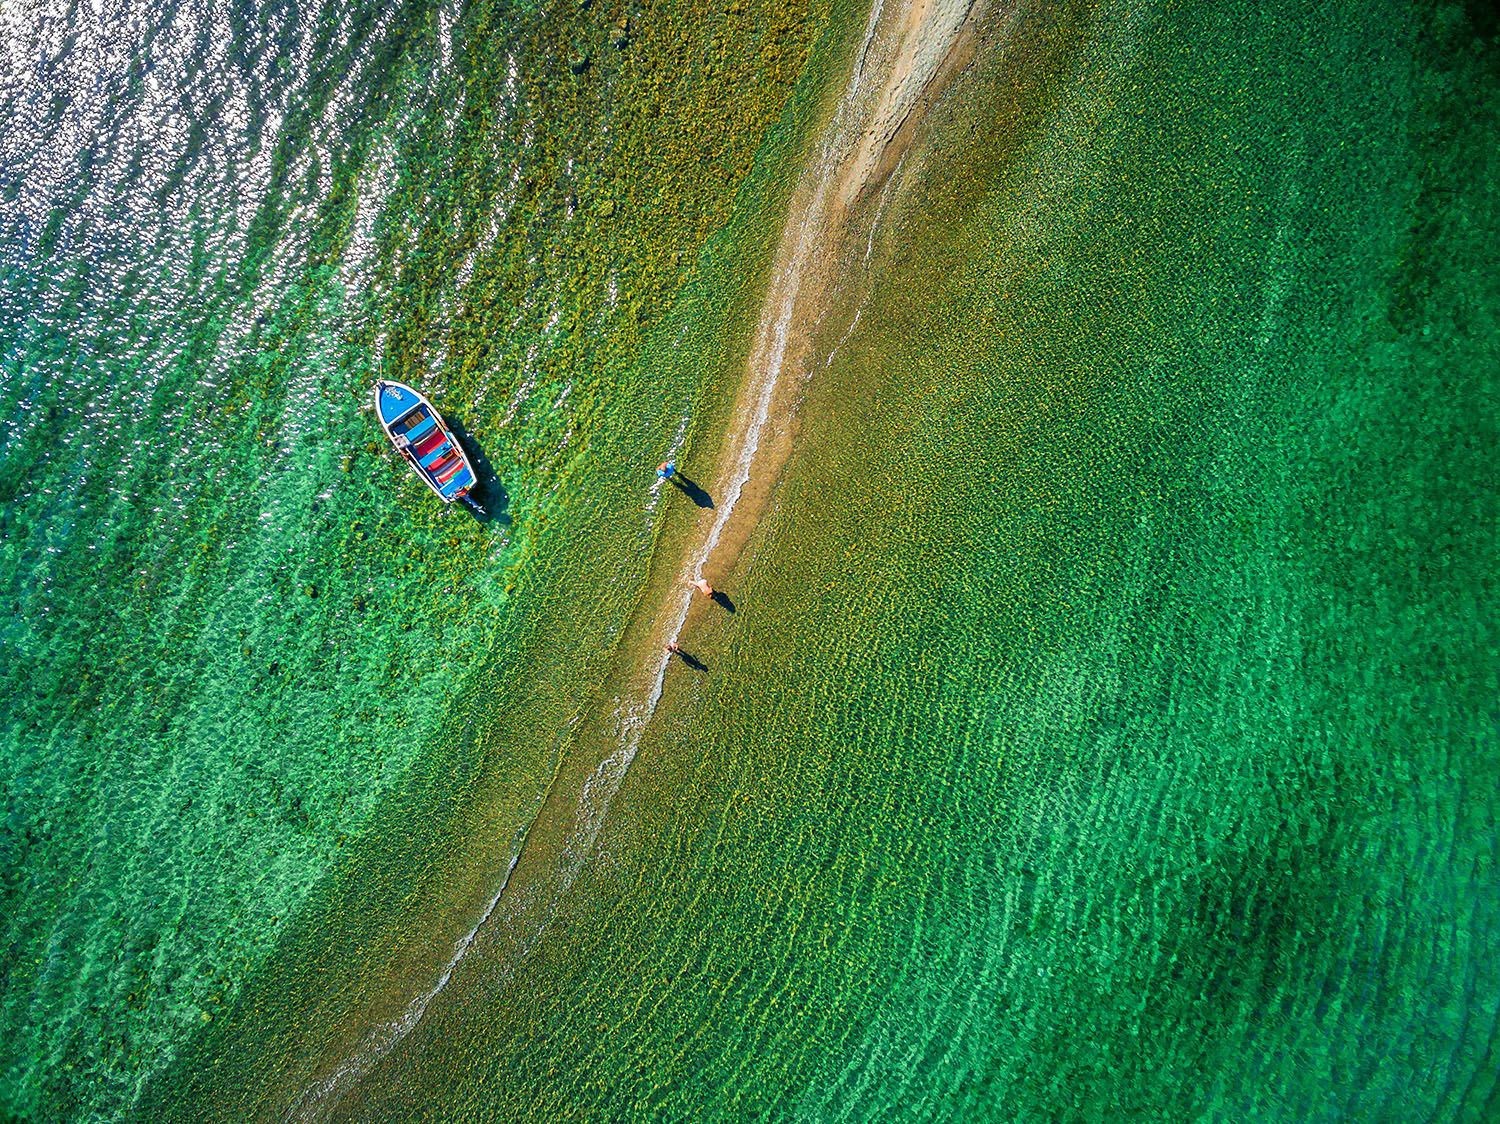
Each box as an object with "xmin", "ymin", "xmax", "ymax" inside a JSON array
[
  {"xmin": 3, "ymin": 0, "xmax": 1498, "ymax": 1122},
  {"xmin": 2, "ymin": 0, "xmax": 839, "ymax": 1115}
]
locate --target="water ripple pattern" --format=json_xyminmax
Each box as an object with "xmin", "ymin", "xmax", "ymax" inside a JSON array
[{"xmin": 3, "ymin": 0, "xmax": 1499, "ymax": 1122}]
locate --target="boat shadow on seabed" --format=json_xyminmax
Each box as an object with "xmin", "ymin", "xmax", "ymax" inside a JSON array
[{"xmin": 445, "ymin": 416, "xmax": 510, "ymax": 525}]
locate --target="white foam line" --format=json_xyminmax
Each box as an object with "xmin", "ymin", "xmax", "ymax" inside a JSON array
[
  {"xmin": 493, "ymin": 0, "xmax": 882, "ymax": 925},
  {"xmin": 863, "ymin": 152, "xmax": 904, "ymax": 262},
  {"xmin": 826, "ymin": 308, "xmax": 863, "ymax": 368},
  {"xmin": 532, "ymin": 332, "xmax": 783, "ymax": 877},
  {"xmin": 848, "ymin": 0, "xmax": 890, "ymax": 120},
  {"xmin": 284, "ymin": 853, "xmax": 521, "ymax": 1124},
  {"xmin": 534, "ymin": 1, "xmax": 897, "ymax": 897}
]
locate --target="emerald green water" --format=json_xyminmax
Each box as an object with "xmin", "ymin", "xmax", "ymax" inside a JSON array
[{"xmin": 4, "ymin": 0, "xmax": 1498, "ymax": 1122}]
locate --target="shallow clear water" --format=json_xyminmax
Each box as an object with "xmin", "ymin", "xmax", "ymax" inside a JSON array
[
  {"xmin": 3, "ymin": 0, "xmax": 1498, "ymax": 1122},
  {"xmin": 2, "ymin": 0, "xmax": 837, "ymax": 1115}
]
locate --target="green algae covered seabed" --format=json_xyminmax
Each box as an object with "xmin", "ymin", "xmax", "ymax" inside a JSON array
[{"xmin": 2, "ymin": 0, "xmax": 1498, "ymax": 1121}]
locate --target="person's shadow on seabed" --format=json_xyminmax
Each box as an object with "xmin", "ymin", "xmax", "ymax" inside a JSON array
[
  {"xmin": 657, "ymin": 462, "xmax": 714, "ymax": 508},
  {"xmin": 667, "ymin": 643, "xmax": 706, "ymax": 671}
]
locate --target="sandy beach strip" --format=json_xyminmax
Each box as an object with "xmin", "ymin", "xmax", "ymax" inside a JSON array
[{"xmin": 284, "ymin": 1, "xmax": 993, "ymax": 1117}]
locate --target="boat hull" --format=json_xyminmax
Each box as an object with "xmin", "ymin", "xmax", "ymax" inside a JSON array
[{"xmin": 371, "ymin": 379, "xmax": 479, "ymax": 505}]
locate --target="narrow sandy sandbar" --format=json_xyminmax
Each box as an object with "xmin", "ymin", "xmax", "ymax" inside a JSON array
[
  {"xmin": 478, "ymin": 0, "xmax": 993, "ymax": 960},
  {"xmin": 286, "ymin": 0, "xmax": 991, "ymax": 1116}
]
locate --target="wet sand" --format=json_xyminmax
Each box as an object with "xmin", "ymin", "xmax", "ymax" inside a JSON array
[{"xmin": 491, "ymin": 0, "xmax": 994, "ymax": 948}]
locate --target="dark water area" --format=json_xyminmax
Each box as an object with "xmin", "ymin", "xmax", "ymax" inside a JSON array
[{"xmin": 3, "ymin": 0, "xmax": 1499, "ymax": 1121}]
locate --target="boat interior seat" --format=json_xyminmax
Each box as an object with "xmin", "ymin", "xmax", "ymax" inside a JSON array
[{"xmin": 400, "ymin": 413, "xmax": 438, "ymax": 442}]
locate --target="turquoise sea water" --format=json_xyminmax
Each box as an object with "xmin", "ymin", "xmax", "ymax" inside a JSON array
[{"xmin": 4, "ymin": 0, "xmax": 1499, "ymax": 1122}]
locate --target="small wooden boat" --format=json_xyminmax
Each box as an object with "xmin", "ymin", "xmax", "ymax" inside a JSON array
[{"xmin": 372, "ymin": 378, "xmax": 484, "ymax": 514}]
